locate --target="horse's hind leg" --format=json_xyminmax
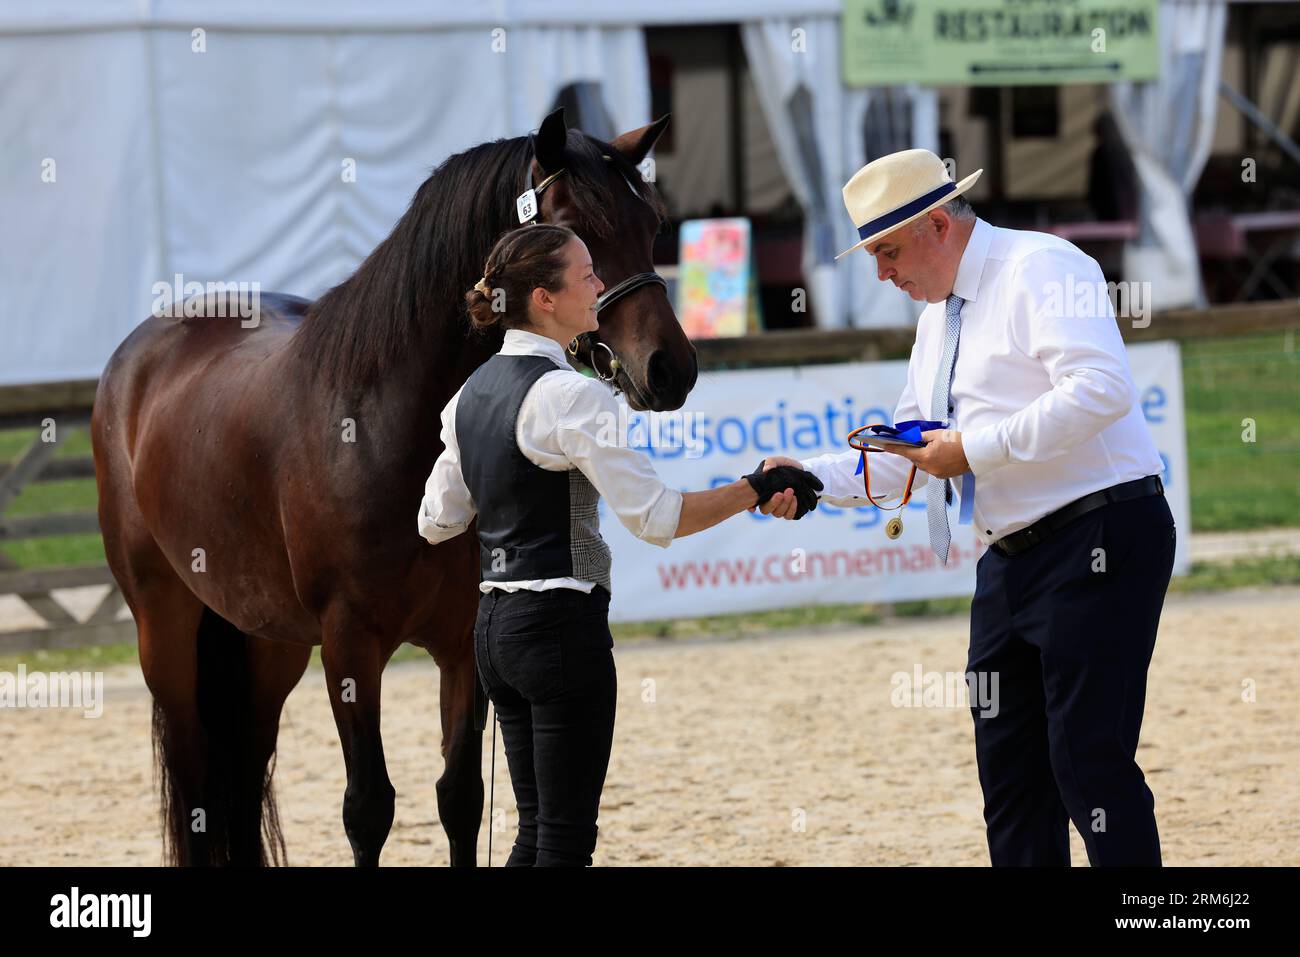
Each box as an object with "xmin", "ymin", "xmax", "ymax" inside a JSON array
[
  {"xmin": 104, "ymin": 506, "xmax": 307, "ymax": 865},
  {"xmin": 140, "ymin": 586, "xmax": 306, "ymax": 865},
  {"xmin": 321, "ymin": 615, "xmax": 399, "ymax": 866},
  {"xmin": 95, "ymin": 395, "xmax": 207, "ymax": 863},
  {"xmin": 131, "ymin": 577, "xmax": 209, "ymax": 865},
  {"xmin": 244, "ymin": 635, "xmax": 312, "ymax": 864},
  {"xmin": 434, "ymin": 634, "xmax": 484, "ymax": 867}
]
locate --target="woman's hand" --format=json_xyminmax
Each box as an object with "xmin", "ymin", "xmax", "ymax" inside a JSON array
[
  {"xmin": 744, "ymin": 457, "xmax": 821, "ymax": 520},
  {"xmin": 672, "ymin": 460, "xmax": 821, "ymax": 539}
]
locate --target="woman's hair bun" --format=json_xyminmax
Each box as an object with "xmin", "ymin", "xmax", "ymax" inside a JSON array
[{"xmin": 464, "ymin": 224, "xmax": 577, "ymax": 334}]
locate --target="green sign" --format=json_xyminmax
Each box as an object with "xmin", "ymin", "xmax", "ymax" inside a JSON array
[{"xmin": 842, "ymin": 0, "xmax": 1160, "ymax": 86}]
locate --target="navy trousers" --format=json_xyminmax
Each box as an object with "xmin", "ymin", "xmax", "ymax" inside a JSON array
[
  {"xmin": 968, "ymin": 492, "xmax": 1176, "ymax": 866},
  {"xmin": 475, "ymin": 585, "xmax": 617, "ymax": 867}
]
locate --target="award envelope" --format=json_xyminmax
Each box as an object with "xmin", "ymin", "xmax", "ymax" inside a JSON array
[
  {"xmin": 852, "ymin": 420, "xmax": 944, "ymax": 459},
  {"xmin": 849, "ymin": 420, "xmax": 975, "ymax": 527}
]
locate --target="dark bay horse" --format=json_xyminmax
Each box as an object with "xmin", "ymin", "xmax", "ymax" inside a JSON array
[{"xmin": 90, "ymin": 108, "xmax": 696, "ymax": 866}]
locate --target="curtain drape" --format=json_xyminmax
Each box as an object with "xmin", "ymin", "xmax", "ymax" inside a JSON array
[
  {"xmin": 1109, "ymin": 0, "xmax": 1228, "ymax": 311},
  {"xmin": 0, "ymin": 21, "xmax": 648, "ymax": 384},
  {"xmin": 742, "ymin": 17, "xmax": 938, "ymax": 328}
]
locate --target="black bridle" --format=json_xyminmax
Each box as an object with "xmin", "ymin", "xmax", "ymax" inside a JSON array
[{"xmin": 521, "ymin": 135, "xmax": 668, "ymax": 388}]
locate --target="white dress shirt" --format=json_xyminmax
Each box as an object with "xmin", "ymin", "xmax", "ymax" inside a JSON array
[
  {"xmin": 803, "ymin": 217, "xmax": 1163, "ymax": 545},
  {"xmin": 417, "ymin": 328, "xmax": 684, "ymax": 592}
]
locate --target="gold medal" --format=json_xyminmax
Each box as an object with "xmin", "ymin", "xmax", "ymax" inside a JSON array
[{"xmin": 846, "ymin": 426, "xmax": 920, "ymax": 545}]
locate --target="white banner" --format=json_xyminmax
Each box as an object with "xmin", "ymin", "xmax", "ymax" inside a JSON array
[{"xmin": 603, "ymin": 341, "xmax": 1191, "ymax": 622}]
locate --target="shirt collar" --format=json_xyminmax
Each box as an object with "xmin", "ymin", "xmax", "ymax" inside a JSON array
[
  {"xmin": 500, "ymin": 327, "xmax": 571, "ymax": 367},
  {"xmin": 951, "ymin": 217, "xmax": 992, "ymax": 303}
]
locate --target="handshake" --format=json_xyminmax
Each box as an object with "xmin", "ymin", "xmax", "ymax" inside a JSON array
[{"xmin": 743, "ymin": 457, "xmax": 824, "ymax": 521}]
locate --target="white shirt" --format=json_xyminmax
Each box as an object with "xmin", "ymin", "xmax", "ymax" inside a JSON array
[
  {"xmin": 417, "ymin": 328, "xmax": 684, "ymax": 593},
  {"xmin": 803, "ymin": 217, "xmax": 1163, "ymax": 545}
]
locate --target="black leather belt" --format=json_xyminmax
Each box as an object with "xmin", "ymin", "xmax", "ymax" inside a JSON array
[{"xmin": 990, "ymin": 475, "xmax": 1165, "ymax": 558}]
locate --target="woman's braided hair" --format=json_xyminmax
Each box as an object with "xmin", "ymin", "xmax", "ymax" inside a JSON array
[{"xmin": 465, "ymin": 224, "xmax": 577, "ymax": 332}]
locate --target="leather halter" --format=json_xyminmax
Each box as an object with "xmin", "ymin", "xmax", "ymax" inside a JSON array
[{"xmin": 522, "ymin": 135, "xmax": 668, "ymax": 388}]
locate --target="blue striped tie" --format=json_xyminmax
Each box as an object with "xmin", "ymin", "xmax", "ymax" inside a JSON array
[{"xmin": 927, "ymin": 294, "xmax": 964, "ymax": 564}]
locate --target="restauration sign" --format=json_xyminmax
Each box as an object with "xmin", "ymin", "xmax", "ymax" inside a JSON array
[{"xmin": 842, "ymin": 0, "xmax": 1160, "ymax": 86}]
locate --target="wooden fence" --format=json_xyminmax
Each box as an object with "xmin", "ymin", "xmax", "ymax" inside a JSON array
[
  {"xmin": 1, "ymin": 299, "xmax": 1297, "ymax": 653},
  {"xmin": 0, "ymin": 398, "xmax": 127, "ymax": 651}
]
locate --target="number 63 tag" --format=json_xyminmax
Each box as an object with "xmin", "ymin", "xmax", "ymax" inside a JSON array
[{"xmin": 516, "ymin": 188, "xmax": 538, "ymax": 224}]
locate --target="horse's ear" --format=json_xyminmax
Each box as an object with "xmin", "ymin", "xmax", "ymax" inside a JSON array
[
  {"xmin": 609, "ymin": 115, "xmax": 670, "ymax": 165},
  {"xmin": 534, "ymin": 107, "xmax": 568, "ymax": 174}
]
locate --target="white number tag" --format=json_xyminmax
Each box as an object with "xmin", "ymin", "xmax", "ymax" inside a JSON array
[{"xmin": 516, "ymin": 188, "xmax": 538, "ymax": 223}]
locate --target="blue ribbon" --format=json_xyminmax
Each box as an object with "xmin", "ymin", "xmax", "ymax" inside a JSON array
[
  {"xmin": 958, "ymin": 472, "xmax": 975, "ymax": 525},
  {"xmin": 857, "ymin": 182, "xmax": 957, "ymax": 241},
  {"xmin": 851, "ymin": 420, "xmax": 976, "ymax": 525},
  {"xmin": 854, "ymin": 420, "xmax": 945, "ymax": 475}
]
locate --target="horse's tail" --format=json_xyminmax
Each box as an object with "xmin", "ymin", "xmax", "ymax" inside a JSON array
[{"xmin": 152, "ymin": 605, "xmax": 287, "ymax": 866}]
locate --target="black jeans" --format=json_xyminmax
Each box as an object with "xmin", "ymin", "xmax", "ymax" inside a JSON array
[
  {"xmin": 969, "ymin": 492, "xmax": 1176, "ymax": 866},
  {"xmin": 474, "ymin": 585, "xmax": 617, "ymax": 867}
]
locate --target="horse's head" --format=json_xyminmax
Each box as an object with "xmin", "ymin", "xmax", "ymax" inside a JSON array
[{"xmin": 528, "ymin": 109, "xmax": 697, "ymax": 412}]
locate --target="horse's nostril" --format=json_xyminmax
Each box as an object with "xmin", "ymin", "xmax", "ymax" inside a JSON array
[
  {"xmin": 646, "ymin": 350, "xmax": 695, "ymax": 408},
  {"xmin": 647, "ymin": 351, "xmax": 673, "ymax": 396}
]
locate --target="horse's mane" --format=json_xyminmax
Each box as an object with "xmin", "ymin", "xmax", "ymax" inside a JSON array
[{"xmin": 297, "ymin": 129, "xmax": 665, "ymax": 389}]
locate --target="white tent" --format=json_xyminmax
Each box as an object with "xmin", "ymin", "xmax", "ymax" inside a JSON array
[
  {"xmin": 0, "ymin": 3, "xmax": 654, "ymax": 385},
  {"xmin": 0, "ymin": 1, "xmax": 1226, "ymax": 385}
]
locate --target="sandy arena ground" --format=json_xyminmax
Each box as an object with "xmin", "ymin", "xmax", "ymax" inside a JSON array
[{"xmin": 2, "ymin": 587, "xmax": 1298, "ymax": 866}]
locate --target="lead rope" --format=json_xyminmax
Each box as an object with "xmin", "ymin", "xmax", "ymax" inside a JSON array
[{"xmin": 487, "ymin": 703, "xmax": 497, "ymax": 867}]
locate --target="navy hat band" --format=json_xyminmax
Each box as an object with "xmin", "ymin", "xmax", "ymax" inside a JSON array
[{"xmin": 856, "ymin": 181, "xmax": 957, "ymax": 241}]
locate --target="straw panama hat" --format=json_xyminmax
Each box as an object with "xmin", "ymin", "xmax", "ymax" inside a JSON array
[{"xmin": 836, "ymin": 149, "xmax": 983, "ymax": 260}]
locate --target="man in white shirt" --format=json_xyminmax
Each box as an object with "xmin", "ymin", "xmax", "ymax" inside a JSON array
[{"xmin": 761, "ymin": 150, "xmax": 1176, "ymax": 866}]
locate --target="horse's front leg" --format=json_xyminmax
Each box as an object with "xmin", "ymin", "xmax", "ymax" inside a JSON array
[
  {"xmin": 434, "ymin": 629, "xmax": 485, "ymax": 867},
  {"xmin": 322, "ymin": 619, "xmax": 398, "ymax": 866}
]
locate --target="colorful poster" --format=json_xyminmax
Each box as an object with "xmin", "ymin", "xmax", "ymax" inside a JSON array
[{"xmin": 676, "ymin": 218, "xmax": 753, "ymax": 339}]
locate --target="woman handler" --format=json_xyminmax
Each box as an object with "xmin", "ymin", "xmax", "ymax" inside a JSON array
[{"xmin": 417, "ymin": 223, "xmax": 821, "ymax": 866}]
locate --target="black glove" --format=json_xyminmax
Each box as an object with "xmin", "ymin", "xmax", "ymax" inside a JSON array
[{"xmin": 744, "ymin": 459, "xmax": 824, "ymax": 519}]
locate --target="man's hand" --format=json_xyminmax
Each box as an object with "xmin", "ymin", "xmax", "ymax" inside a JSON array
[
  {"xmin": 886, "ymin": 429, "xmax": 969, "ymax": 479},
  {"xmin": 744, "ymin": 459, "xmax": 823, "ymax": 520},
  {"xmin": 745, "ymin": 456, "xmax": 820, "ymax": 520}
]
